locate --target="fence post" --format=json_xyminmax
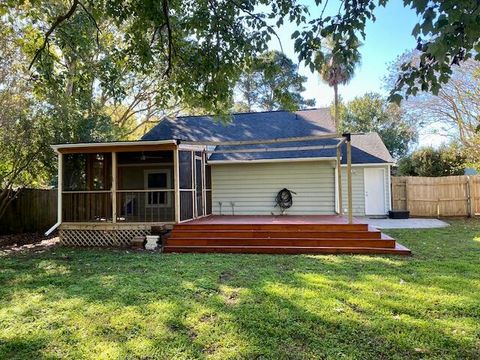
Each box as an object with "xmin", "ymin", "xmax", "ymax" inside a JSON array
[
  {"xmin": 468, "ymin": 176, "xmax": 475, "ymax": 217},
  {"xmin": 405, "ymin": 178, "xmax": 410, "ymax": 213}
]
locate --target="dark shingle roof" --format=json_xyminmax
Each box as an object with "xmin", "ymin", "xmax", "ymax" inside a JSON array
[
  {"xmin": 142, "ymin": 108, "xmax": 335, "ymax": 142},
  {"xmin": 344, "ymin": 133, "xmax": 394, "ymax": 164},
  {"xmin": 209, "ymin": 134, "xmax": 394, "ymax": 164},
  {"xmin": 141, "ymin": 109, "xmax": 394, "ymax": 164}
]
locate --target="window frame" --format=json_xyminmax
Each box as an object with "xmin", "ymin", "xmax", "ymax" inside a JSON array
[{"xmin": 144, "ymin": 169, "xmax": 172, "ymax": 208}]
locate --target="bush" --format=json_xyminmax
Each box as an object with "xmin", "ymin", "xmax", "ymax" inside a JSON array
[{"xmin": 397, "ymin": 144, "xmax": 466, "ymax": 176}]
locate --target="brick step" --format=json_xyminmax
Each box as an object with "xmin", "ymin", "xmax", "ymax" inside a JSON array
[
  {"xmin": 163, "ymin": 243, "xmax": 412, "ymax": 255},
  {"xmin": 166, "ymin": 237, "xmax": 396, "ymax": 248},
  {"xmin": 174, "ymin": 223, "xmax": 369, "ymax": 232},
  {"xmin": 170, "ymin": 229, "xmax": 382, "ymax": 239}
]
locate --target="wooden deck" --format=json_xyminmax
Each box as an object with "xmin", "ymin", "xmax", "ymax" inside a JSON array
[{"xmin": 164, "ymin": 215, "xmax": 411, "ymax": 255}]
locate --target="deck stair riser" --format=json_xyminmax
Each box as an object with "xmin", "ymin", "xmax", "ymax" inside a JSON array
[
  {"xmin": 163, "ymin": 245, "xmax": 411, "ymax": 255},
  {"xmin": 174, "ymin": 224, "xmax": 369, "ymax": 231},
  {"xmin": 170, "ymin": 230, "xmax": 382, "ymax": 239},
  {"xmin": 167, "ymin": 238, "xmax": 396, "ymax": 248}
]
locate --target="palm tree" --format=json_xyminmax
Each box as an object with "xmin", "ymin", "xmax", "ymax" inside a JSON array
[{"xmin": 317, "ymin": 40, "xmax": 362, "ymax": 132}]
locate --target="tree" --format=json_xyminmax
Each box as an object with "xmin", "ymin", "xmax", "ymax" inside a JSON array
[
  {"xmin": 293, "ymin": 1, "xmax": 480, "ymax": 103},
  {"xmin": 397, "ymin": 144, "xmax": 466, "ymax": 177},
  {"xmin": 387, "ymin": 51, "xmax": 480, "ymax": 166},
  {"xmin": 2, "ymin": 1, "xmax": 478, "ymax": 111},
  {"xmin": 340, "ymin": 93, "xmax": 417, "ymax": 158},
  {"xmin": 387, "ymin": 52, "xmax": 480, "ymax": 144},
  {"xmin": 235, "ymin": 51, "xmax": 315, "ymax": 112},
  {"xmin": 0, "ymin": 23, "xmax": 48, "ymax": 220},
  {"xmin": 316, "ymin": 39, "xmax": 361, "ymax": 131}
]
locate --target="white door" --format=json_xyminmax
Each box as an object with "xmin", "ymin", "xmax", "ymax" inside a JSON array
[{"xmin": 364, "ymin": 168, "xmax": 385, "ymax": 215}]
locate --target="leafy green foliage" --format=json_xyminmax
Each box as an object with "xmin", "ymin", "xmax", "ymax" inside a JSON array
[
  {"xmin": 291, "ymin": 0, "xmax": 480, "ymax": 103},
  {"xmin": 234, "ymin": 51, "xmax": 315, "ymax": 112},
  {"xmin": 0, "ymin": 21, "xmax": 51, "ymax": 218},
  {"xmin": 3, "ymin": 0, "xmax": 309, "ymax": 116},
  {"xmin": 3, "ymin": 0, "xmax": 478, "ymax": 113},
  {"xmin": 1, "ymin": 220, "xmax": 480, "ymax": 358},
  {"xmin": 316, "ymin": 37, "xmax": 362, "ymax": 131},
  {"xmin": 316, "ymin": 37, "xmax": 362, "ymax": 88},
  {"xmin": 339, "ymin": 93, "xmax": 417, "ymax": 158},
  {"xmin": 390, "ymin": 0, "xmax": 480, "ymax": 101},
  {"xmin": 397, "ymin": 144, "xmax": 467, "ymax": 176}
]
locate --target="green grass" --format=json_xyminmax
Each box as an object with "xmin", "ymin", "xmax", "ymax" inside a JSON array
[{"xmin": 1, "ymin": 220, "xmax": 480, "ymax": 359}]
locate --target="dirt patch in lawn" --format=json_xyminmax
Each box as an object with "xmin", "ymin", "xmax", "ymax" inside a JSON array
[{"xmin": 0, "ymin": 233, "xmax": 60, "ymax": 253}]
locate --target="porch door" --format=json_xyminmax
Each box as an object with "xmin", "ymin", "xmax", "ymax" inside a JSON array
[
  {"xmin": 364, "ymin": 168, "xmax": 385, "ymax": 215},
  {"xmin": 195, "ymin": 152, "xmax": 204, "ymax": 217}
]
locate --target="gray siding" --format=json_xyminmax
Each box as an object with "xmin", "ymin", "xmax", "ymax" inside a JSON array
[{"xmin": 211, "ymin": 161, "xmax": 336, "ymax": 215}]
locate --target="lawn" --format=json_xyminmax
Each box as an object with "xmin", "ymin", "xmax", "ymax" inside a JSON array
[{"xmin": 0, "ymin": 220, "xmax": 479, "ymax": 359}]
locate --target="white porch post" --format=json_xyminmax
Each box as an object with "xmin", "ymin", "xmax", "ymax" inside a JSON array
[
  {"xmin": 112, "ymin": 152, "xmax": 117, "ymax": 223},
  {"xmin": 174, "ymin": 148, "xmax": 180, "ymax": 223},
  {"xmin": 57, "ymin": 152, "xmax": 63, "ymax": 224}
]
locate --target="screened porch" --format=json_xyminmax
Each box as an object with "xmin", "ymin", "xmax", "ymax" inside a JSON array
[{"xmin": 59, "ymin": 145, "xmax": 211, "ymax": 224}]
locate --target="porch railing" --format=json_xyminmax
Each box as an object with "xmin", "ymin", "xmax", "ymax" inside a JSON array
[
  {"xmin": 62, "ymin": 191, "xmax": 112, "ymax": 222},
  {"xmin": 62, "ymin": 190, "xmax": 175, "ymax": 223},
  {"xmin": 116, "ymin": 190, "xmax": 175, "ymax": 223}
]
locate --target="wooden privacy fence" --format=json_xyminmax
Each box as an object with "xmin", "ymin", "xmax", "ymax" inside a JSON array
[
  {"xmin": 392, "ymin": 176, "xmax": 480, "ymax": 217},
  {"xmin": 0, "ymin": 189, "xmax": 57, "ymax": 235}
]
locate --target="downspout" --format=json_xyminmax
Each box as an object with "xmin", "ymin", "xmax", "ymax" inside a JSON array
[{"xmin": 45, "ymin": 150, "xmax": 62, "ymax": 236}]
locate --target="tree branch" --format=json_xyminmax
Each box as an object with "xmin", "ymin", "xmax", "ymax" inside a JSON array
[
  {"xmin": 162, "ymin": 0, "xmax": 173, "ymax": 77},
  {"xmin": 29, "ymin": 0, "xmax": 80, "ymax": 70},
  {"xmin": 229, "ymin": 0, "xmax": 284, "ymax": 53},
  {"xmin": 78, "ymin": 0, "xmax": 101, "ymax": 46}
]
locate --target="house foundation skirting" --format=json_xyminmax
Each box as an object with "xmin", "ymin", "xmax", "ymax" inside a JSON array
[{"xmin": 60, "ymin": 228, "xmax": 152, "ymax": 247}]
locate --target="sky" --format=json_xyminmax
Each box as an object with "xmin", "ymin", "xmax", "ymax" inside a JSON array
[{"xmin": 268, "ymin": 0, "xmax": 446, "ymax": 147}]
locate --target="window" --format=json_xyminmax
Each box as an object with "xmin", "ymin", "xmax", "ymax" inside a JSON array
[{"xmin": 144, "ymin": 170, "xmax": 171, "ymax": 207}]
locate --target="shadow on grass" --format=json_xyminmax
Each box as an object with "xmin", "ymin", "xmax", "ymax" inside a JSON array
[{"xmin": 0, "ymin": 219, "xmax": 479, "ymax": 359}]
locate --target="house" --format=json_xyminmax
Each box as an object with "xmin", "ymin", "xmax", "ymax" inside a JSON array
[
  {"xmin": 49, "ymin": 108, "xmax": 409, "ymax": 254},
  {"xmin": 142, "ymin": 108, "xmax": 394, "ymax": 217}
]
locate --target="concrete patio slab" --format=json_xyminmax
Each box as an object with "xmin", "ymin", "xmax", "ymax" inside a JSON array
[{"xmin": 360, "ymin": 217, "xmax": 450, "ymax": 229}]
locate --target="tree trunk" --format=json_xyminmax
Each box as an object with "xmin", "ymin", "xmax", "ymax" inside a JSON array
[{"xmin": 334, "ymin": 83, "xmax": 339, "ymax": 132}]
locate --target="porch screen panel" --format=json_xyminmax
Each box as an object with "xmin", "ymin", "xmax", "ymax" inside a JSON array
[
  {"xmin": 179, "ymin": 151, "xmax": 193, "ymax": 189},
  {"xmin": 116, "ymin": 151, "xmax": 175, "ymax": 222},
  {"xmin": 205, "ymin": 160, "xmax": 212, "ymax": 215},
  {"xmin": 180, "ymin": 191, "xmax": 194, "ymax": 221},
  {"xmin": 62, "ymin": 153, "xmax": 112, "ymax": 222},
  {"xmin": 63, "ymin": 153, "xmax": 112, "ymax": 191},
  {"xmin": 179, "ymin": 151, "xmax": 194, "ymax": 221},
  {"xmin": 195, "ymin": 153, "xmax": 204, "ymax": 217}
]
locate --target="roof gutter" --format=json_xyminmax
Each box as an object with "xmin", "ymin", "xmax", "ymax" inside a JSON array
[
  {"xmin": 340, "ymin": 162, "xmax": 395, "ymax": 167},
  {"xmin": 50, "ymin": 139, "xmax": 178, "ymax": 151},
  {"xmin": 208, "ymin": 157, "xmax": 337, "ymax": 165}
]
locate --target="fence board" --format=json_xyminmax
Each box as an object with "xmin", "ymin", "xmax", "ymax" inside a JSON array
[
  {"xmin": 0, "ymin": 189, "xmax": 57, "ymax": 235},
  {"xmin": 392, "ymin": 176, "xmax": 479, "ymax": 217}
]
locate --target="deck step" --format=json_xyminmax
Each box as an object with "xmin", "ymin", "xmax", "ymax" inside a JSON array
[
  {"xmin": 174, "ymin": 223, "xmax": 369, "ymax": 231},
  {"xmin": 163, "ymin": 244, "xmax": 412, "ymax": 255},
  {"xmin": 166, "ymin": 238, "xmax": 395, "ymax": 248},
  {"xmin": 169, "ymin": 216, "xmax": 411, "ymax": 256},
  {"xmin": 170, "ymin": 230, "xmax": 382, "ymax": 239}
]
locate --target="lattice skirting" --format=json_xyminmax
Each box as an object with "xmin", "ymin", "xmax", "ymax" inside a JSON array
[{"xmin": 60, "ymin": 228, "xmax": 151, "ymax": 247}]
